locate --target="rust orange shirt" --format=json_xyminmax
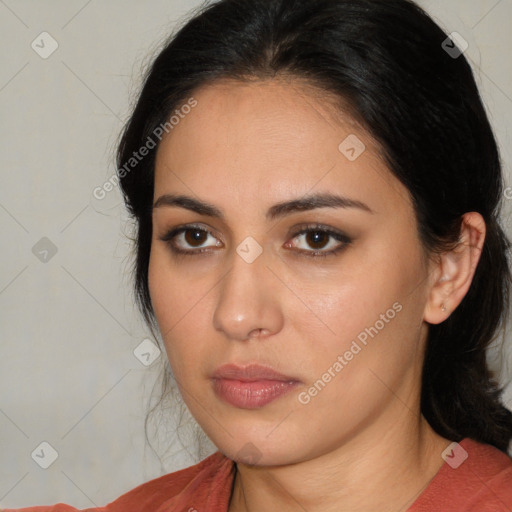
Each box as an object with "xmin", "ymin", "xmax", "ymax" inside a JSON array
[{"xmin": 3, "ymin": 438, "xmax": 512, "ymax": 511}]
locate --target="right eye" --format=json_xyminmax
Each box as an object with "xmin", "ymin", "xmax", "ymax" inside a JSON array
[{"xmin": 159, "ymin": 224, "xmax": 224, "ymax": 255}]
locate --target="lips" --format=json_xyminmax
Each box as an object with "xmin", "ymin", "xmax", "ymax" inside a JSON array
[
  {"xmin": 211, "ymin": 363, "xmax": 301, "ymax": 409},
  {"xmin": 212, "ymin": 363, "xmax": 299, "ymax": 382}
]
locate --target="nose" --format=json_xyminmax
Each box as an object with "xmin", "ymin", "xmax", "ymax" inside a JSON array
[{"xmin": 212, "ymin": 248, "xmax": 284, "ymax": 342}]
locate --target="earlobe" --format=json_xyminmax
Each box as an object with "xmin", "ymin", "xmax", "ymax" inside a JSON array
[{"xmin": 423, "ymin": 212, "xmax": 486, "ymax": 325}]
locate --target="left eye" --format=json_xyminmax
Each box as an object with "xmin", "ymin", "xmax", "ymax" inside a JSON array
[
  {"xmin": 289, "ymin": 230, "xmax": 339, "ymax": 250},
  {"xmin": 285, "ymin": 226, "xmax": 351, "ymax": 257}
]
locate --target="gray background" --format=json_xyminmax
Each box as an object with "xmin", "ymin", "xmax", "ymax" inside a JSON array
[{"xmin": 1, "ymin": 0, "xmax": 511, "ymax": 508}]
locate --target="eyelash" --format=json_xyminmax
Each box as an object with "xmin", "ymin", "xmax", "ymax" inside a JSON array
[{"xmin": 158, "ymin": 223, "xmax": 352, "ymax": 259}]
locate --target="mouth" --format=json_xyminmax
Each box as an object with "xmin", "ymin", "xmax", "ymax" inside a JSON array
[{"xmin": 211, "ymin": 363, "xmax": 301, "ymax": 409}]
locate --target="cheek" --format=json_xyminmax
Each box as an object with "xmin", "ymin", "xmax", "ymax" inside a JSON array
[
  {"xmin": 148, "ymin": 248, "xmax": 174, "ymax": 332},
  {"xmin": 148, "ymin": 245, "xmax": 219, "ymax": 382},
  {"xmin": 148, "ymin": 248, "xmax": 196, "ymax": 354},
  {"xmin": 295, "ymin": 289, "xmax": 422, "ymax": 428},
  {"xmin": 293, "ymin": 260, "xmax": 395, "ymax": 342},
  {"xmin": 297, "ymin": 240, "xmax": 426, "ymax": 372}
]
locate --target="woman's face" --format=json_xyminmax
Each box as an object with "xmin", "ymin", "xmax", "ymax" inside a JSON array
[{"xmin": 149, "ymin": 79, "xmax": 435, "ymax": 465}]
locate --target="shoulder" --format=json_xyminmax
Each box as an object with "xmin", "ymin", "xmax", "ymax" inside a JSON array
[
  {"xmin": 410, "ymin": 438, "xmax": 512, "ymax": 512},
  {"xmin": 461, "ymin": 439, "xmax": 512, "ymax": 510},
  {"xmin": 106, "ymin": 450, "xmax": 235, "ymax": 511},
  {"xmin": 1, "ymin": 451, "xmax": 235, "ymax": 512}
]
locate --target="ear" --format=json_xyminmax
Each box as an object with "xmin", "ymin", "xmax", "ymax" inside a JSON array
[{"xmin": 423, "ymin": 212, "xmax": 486, "ymax": 325}]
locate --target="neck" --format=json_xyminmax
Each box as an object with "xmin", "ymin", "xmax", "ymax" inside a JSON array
[{"xmin": 228, "ymin": 407, "xmax": 450, "ymax": 512}]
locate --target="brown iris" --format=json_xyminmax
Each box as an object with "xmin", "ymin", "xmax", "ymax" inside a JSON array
[
  {"xmin": 184, "ymin": 228, "xmax": 208, "ymax": 247},
  {"xmin": 305, "ymin": 230, "xmax": 329, "ymax": 250}
]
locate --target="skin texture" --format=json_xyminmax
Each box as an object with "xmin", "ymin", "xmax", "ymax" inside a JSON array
[{"xmin": 148, "ymin": 79, "xmax": 486, "ymax": 511}]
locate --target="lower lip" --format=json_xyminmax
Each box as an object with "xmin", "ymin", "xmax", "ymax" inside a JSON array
[{"xmin": 212, "ymin": 378, "xmax": 300, "ymax": 409}]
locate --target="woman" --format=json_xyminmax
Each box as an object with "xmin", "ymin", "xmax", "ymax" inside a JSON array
[{"xmin": 5, "ymin": 0, "xmax": 512, "ymax": 510}]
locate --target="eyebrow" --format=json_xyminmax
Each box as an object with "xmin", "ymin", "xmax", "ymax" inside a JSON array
[{"xmin": 152, "ymin": 192, "xmax": 374, "ymax": 221}]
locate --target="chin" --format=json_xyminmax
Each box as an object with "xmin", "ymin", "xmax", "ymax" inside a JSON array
[{"xmin": 209, "ymin": 428, "xmax": 309, "ymax": 467}]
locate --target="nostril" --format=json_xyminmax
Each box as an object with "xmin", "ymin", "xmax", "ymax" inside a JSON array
[{"xmin": 246, "ymin": 328, "xmax": 264, "ymax": 340}]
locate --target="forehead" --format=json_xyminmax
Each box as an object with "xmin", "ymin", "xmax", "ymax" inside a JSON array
[
  {"xmin": 156, "ymin": 78, "xmax": 360, "ymax": 170},
  {"xmin": 153, "ymin": 79, "xmax": 412, "ymax": 217}
]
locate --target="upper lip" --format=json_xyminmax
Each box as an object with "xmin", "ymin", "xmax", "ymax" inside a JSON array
[{"xmin": 212, "ymin": 363, "xmax": 300, "ymax": 382}]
